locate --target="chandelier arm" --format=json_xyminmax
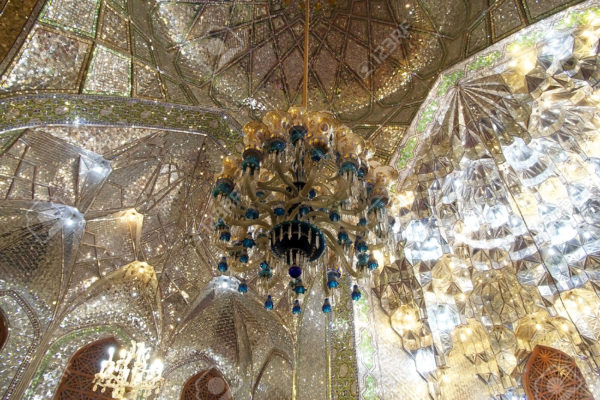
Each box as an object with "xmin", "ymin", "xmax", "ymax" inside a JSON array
[
  {"xmin": 282, "ymin": 194, "xmax": 304, "ymax": 208},
  {"xmin": 273, "ymin": 157, "xmax": 296, "ymax": 190},
  {"xmin": 224, "ymin": 216, "xmax": 271, "ymax": 230},
  {"xmin": 285, "ymin": 205, "xmax": 301, "ymax": 220},
  {"xmin": 307, "ymin": 215, "xmax": 364, "ymax": 234},
  {"xmin": 303, "ymin": 199, "xmax": 332, "ymax": 209},
  {"xmin": 255, "ymin": 182, "xmax": 289, "ymax": 195},
  {"xmin": 257, "ymin": 175, "xmax": 283, "ymax": 187},
  {"xmin": 303, "ymin": 210, "xmax": 329, "ymax": 220},
  {"xmin": 242, "ymin": 175, "xmax": 277, "ymax": 220},
  {"xmin": 298, "ymin": 165, "xmax": 319, "ymax": 198},
  {"xmin": 338, "ymin": 201, "xmax": 369, "ymax": 215}
]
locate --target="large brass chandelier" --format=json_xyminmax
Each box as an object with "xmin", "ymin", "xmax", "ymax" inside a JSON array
[{"xmin": 211, "ymin": 0, "xmax": 398, "ymax": 314}]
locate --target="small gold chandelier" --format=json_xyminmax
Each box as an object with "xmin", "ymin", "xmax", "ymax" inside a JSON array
[
  {"xmin": 211, "ymin": 0, "xmax": 398, "ymax": 314},
  {"xmin": 93, "ymin": 341, "xmax": 164, "ymax": 400}
]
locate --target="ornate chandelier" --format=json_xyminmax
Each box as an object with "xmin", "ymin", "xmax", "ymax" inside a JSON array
[
  {"xmin": 93, "ymin": 341, "xmax": 164, "ymax": 400},
  {"xmin": 211, "ymin": 1, "xmax": 398, "ymax": 314}
]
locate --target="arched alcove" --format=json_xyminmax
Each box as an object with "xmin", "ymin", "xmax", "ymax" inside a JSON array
[
  {"xmin": 53, "ymin": 337, "xmax": 119, "ymax": 399},
  {"xmin": 0, "ymin": 308, "xmax": 7, "ymax": 351},
  {"xmin": 181, "ymin": 368, "xmax": 232, "ymax": 400},
  {"xmin": 523, "ymin": 345, "xmax": 594, "ymax": 400}
]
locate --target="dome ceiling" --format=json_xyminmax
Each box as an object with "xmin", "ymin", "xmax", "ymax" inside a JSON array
[
  {"xmin": 135, "ymin": 0, "xmax": 584, "ymax": 157},
  {"xmin": 0, "ymin": 0, "xmax": 584, "ymax": 164}
]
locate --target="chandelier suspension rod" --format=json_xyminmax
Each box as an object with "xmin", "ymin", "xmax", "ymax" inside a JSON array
[{"xmin": 303, "ymin": 0, "xmax": 310, "ymax": 107}]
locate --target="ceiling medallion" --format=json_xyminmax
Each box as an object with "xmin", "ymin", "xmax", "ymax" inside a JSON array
[{"xmin": 211, "ymin": 0, "xmax": 398, "ymax": 315}]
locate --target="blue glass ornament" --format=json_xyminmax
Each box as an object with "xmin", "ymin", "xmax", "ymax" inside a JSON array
[
  {"xmin": 329, "ymin": 211, "xmax": 340, "ymax": 222},
  {"xmin": 299, "ymin": 205, "xmax": 310, "ymax": 216},
  {"xmin": 238, "ymin": 280, "xmax": 248, "ymax": 293},
  {"xmin": 308, "ymin": 189, "xmax": 317, "ymax": 199},
  {"xmin": 259, "ymin": 262, "xmax": 273, "ymax": 279},
  {"xmin": 322, "ymin": 298, "xmax": 332, "ymax": 313},
  {"xmin": 355, "ymin": 238, "xmax": 368, "ymax": 253},
  {"xmin": 293, "ymin": 279, "xmax": 306, "ymax": 294},
  {"xmin": 214, "ymin": 218, "xmax": 227, "ymax": 230},
  {"xmin": 274, "ymin": 206, "xmax": 286, "ymax": 216},
  {"xmin": 351, "ymin": 285, "xmax": 362, "ymax": 301},
  {"xmin": 239, "ymin": 251, "xmax": 249, "ymax": 263},
  {"xmin": 311, "ymin": 147, "xmax": 325, "ymax": 161},
  {"xmin": 359, "ymin": 217, "xmax": 367, "ymax": 226},
  {"xmin": 337, "ymin": 229, "xmax": 349, "ymax": 244},
  {"xmin": 245, "ymin": 208, "xmax": 259, "ymax": 219},
  {"xmin": 356, "ymin": 253, "xmax": 369, "ymax": 269},
  {"xmin": 288, "ymin": 265, "xmax": 302, "ymax": 278},
  {"xmin": 294, "ymin": 285, "xmax": 306, "ymax": 294},
  {"xmin": 219, "ymin": 231, "xmax": 231, "ymax": 242},
  {"xmin": 242, "ymin": 237, "xmax": 255, "ymax": 248},
  {"xmin": 368, "ymin": 255, "xmax": 379, "ymax": 270},
  {"xmin": 292, "ymin": 300, "xmax": 302, "ymax": 315},
  {"xmin": 264, "ymin": 295, "xmax": 274, "ymax": 310},
  {"xmin": 217, "ymin": 257, "xmax": 228, "ymax": 273},
  {"xmin": 327, "ymin": 279, "xmax": 339, "ymax": 289}
]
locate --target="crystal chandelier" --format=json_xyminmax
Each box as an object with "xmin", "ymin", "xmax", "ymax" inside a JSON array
[
  {"xmin": 93, "ymin": 341, "xmax": 164, "ymax": 400},
  {"xmin": 211, "ymin": 0, "xmax": 398, "ymax": 314}
]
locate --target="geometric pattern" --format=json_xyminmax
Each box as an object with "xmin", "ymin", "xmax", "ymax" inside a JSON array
[
  {"xmin": 0, "ymin": 0, "xmax": 584, "ymax": 163},
  {"xmin": 523, "ymin": 345, "xmax": 594, "ymax": 400},
  {"xmin": 375, "ymin": 2, "xmax": 600, "ymax": 398},
  {"xmin": 180, "ymin": 368, "xmax": 232, "ymax": 400},
  {"xmin": 53, "ymin": 337, "xmax": 119, "ymax": 400}
]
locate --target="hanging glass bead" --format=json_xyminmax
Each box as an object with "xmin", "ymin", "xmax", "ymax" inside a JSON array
[
  {"xmin": 327, "ymin": 267, "xmax": 341, "ymax": 289},
  {"xmin": 367, "ymin": 254, "xmax": 378, "ymax": 270},
  {"xmin": 322, "ymin": 298, "xmax": 332, "ymax": 313},
  {"xmin": 289, "ymin": 264, "xmax": 302, "ymax": 278},
  {"xmin": 245, "ymin": 208, "xmax": 259, "ymax": 219},
  {"xmin": 259, "ymin": 261, "xmax": 273, "ymax": 278},
  {"xmin": 217, "ymin": 257, "xmax": 228, "ymax": 273},
  {"xmin": 329, "ymin": 210, "xmax": 340, "ymax": 222},
  {"xmin": 264, "ymin": 295, "xmax": 274, "ymax": 310},
  {"xmin": 274, "ymin": 205, "xmax": 286, "ymax": 216},
  {"xmin": 351, "ymin": 285, "xmax": 362, "ymax": 301},
  {"xmin": 293, "ymin": 279, "xmax": 306, "ymax": 294},
  {"xmin": 242, "ymin": 237, "xmax": 255, "ymax": 248},
  {"xmin": 355, "ymin": 236, "xmax": 368, "ymax": 253},
  {"xmin": 238, "ymin": 279, "xmax": 248, "ymax": 293},
  {"xmin": 292, "ymin": 299, "xmax": 302, "ymax": 315}
]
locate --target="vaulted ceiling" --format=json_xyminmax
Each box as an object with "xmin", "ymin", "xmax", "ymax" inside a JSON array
[
  {"xmin": 0, "ymin": 0, "xmax": 584, "ymax": 163},
  {"xmin": 0, "ymin": 1, "xmax": 599, "ymax": 399}
]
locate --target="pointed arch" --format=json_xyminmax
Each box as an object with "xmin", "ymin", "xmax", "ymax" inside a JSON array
[
  {"xmin": 523, "ymin": 345, "xmax": 594, "ymax": 400},
  {"xmin": 180, "ymin": 368, "xmax": 232, "ymax": 400},
  {"xmin": 53, "ymin": 337, "xmax": 119, "ymax": 400}
]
